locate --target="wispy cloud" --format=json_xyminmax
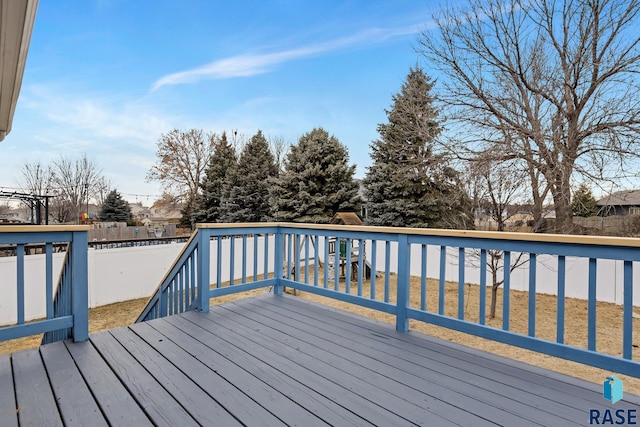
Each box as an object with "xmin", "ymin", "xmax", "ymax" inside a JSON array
[
  {"xmin": 25, "ymin": 85, "xmax": 176, "ymax": 147},
  {"xmin": 151, "ymin": 25, "xmax": 422, "ymax": 90}
]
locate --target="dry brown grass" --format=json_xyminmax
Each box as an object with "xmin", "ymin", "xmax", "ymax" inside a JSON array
[
  {"xmin": 2, "ymin": 271, "xmax": 638, "ymax": 395},
  {"xmin": 0, "ymin": 298, "xmax": 149, "ymax": 356}
]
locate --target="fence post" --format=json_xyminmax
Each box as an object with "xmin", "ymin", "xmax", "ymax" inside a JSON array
[
  {"xmin": 274, "ymin": 227, "xmax": 284, "ymax": 295},
  {"xmin": 396, "ymin": 234, "xmax": 410, "ymax": 332},
  {"xmin": 71, "ymin": 230, "xmax": 89, "ymax": 342},
  {"xmin": 197, "ymin": 228, "xmax": 211, "ymax": 312}
]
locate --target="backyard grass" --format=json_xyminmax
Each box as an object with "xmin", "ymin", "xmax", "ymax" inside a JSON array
[{"xmin": 2, "ymin": 272, "xmax": 639, "ymax": 395}]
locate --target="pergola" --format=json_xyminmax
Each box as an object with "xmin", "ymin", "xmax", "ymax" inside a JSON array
[{"xmin": 0, "ymin": 190, "xmax": 52, "ymax": 224}]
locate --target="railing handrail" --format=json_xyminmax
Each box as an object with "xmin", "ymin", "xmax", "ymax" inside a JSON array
[
  {"xmin": 0, "ymin": 225, "xmax": 90, "ymax": 233},
  {"xmin": 0, "ymin": 226, "xmax": 88, "ymax": 344},
  {"xmin": 136, "ymin": 222, "xmax": 639, "ymax": 379},
  {"xmin": 135, "ymin": 230, "xmax": 201, "ymax": 322},
  {"xmin": 196, "ymin": 222, "xmax": 640, "ymax": 248}
]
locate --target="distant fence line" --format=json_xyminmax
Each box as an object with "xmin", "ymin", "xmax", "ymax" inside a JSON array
[
  {"xmin": 88, "ymin": 236, "xmax": 190, "ymax": 250},
  {"xmin": 88, "ymin": 223, "xmax": 177, "ymax": 241},
  {"xmin": 573, "ymin": 215, "xmax": 640, "ymax": 236},
  {"xmin": 476, "ymin": 215, "xmax": 640, "ymax": 236}
]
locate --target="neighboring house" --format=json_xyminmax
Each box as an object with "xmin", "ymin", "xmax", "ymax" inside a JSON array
[
  {"xmin": 130, "ymin": 202, "xmax": 152, "ymax": 221},
  {"xmin": 0, "ymin": 208, "xmax": 28, "ymax": 224},
  {"xmin": 149, "ymin": 204, "xmax": 182, "ymax": 222},
  {"xmin": 597, "ymin": 190, "xmax": 640, "ymax": 216}
]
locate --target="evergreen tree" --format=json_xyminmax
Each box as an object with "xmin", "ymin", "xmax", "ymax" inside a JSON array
[
  {"xmin": 193, "ymin": 132, "xmax": 237, "ymax": 223},
  {"xmin": 270, "ymin": 128, "xmax": 360, "ymax": 223},
  {"xmin": 219, "ymin": 130, "xmax": 278, "ymax": 222},
  {"xmin": 572, "ymin": 184, "xmax": 600, "ymax": 217},
  {"xmin": 99, "ymin": 190, "xmax": 133, "ymax": 222},
  {"xmin": 179, "ymin": 198, "xmax": 195, "ymax": 228},
  {"xmin": 363, "ymin": 66, "xmax": 472, "ymax": 228}
]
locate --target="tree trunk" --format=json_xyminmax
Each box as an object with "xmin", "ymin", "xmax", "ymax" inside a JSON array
[
  {"xmin": 550, "ymin": 166, "xmax": 574, "ymax": 234},
  {"xmin": 490, "ymin": 284, "xmax": 498, "ymax": 319},
  {"xmin": 489, "ymin": 269, "xmax": 499, "ymax": 319},
  {"xmin": 526, "ymin": 164, "xmax": 546, "ymax": 232}
]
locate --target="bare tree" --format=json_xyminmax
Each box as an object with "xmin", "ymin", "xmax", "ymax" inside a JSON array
[
  {"xmin": 268, "ymin": 135, "xmax": 289, "ymax": 173},
  {"xmin": 48, "ymin": 189, "xmax": 74, "ymax": 224},
  {"xmin": 229, "ymin": 129, "xmax": 248, "ymax": 154},
  {"xmin": 487, "ymin": 250, "xmax": 527, "ymax": 319},
  {"xmin": 94, "ymin": 176, "xmax": 113, "ymax": 210},
  {"xmin": 19, "ymin": 160, "xmax": 53, "ymax": 196},
  {"xmin": 51, "ymin": 155, "xmax": 104, "ymax": 224},
  {"xmin": 464, "ymin": 154, "xmax": 529, "ymax": 318},
  {"xmin": 17, "ymin": 161, "xmax": 55, "ymax": 224},
  {"xmin": 469, "ymin": 155, "xmax": 527, "ymax": 231},
  {"xmin": 419, "ymin": 0, "xmax": 640, "ymax": 233},
  {"xmin": 146, "ymin": 129, "xmax": 215, "ymax": 209}
]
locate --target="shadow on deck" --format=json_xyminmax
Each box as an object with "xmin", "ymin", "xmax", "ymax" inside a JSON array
[{"xmin": 2, "ymin": 294, "xmax": 639, "ymax": 426}]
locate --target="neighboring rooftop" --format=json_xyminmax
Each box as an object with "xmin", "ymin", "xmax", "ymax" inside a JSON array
[
  {"xmin": 597, "ymin": 189, "xmax": 640, "ymax": 206},
  {"xmin": 330, "ymin": 211, "xmax": 363, "ymax": 225}
]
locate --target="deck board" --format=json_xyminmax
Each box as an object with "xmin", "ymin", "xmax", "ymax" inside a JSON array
[
  {"xmin": 0, "ymin": 354, "xmax": 18, "ymax": 427},
  {"xmin": 40, "ymin": 341, "xmax": 107, "ymax": 426},
  {"xmin": 227, "ymin": 298, "xmax": 565, "ymax": 426},
  {"xmin": 90, "ymin": 331, "xmax": 200, "ymax": 427},
  {"xmin": 143, "ymin": 318, "xmax": 328, "ymax": 426},
  {"xmin": 243, "ymin": 296, "xmax": 589, "ymax": 422},
  {"xmin": 207, "ymin": 303, "xmax": 498, "ymax": 426},
  {"xmin": 63, "ymin": 339, "xmax": 153, "ymax": 426},
  {"xmin": 108, "ymin": 327, "xmax": 243, "ymax": 426},
  {"xmin": 3, "ymin": 293, "xmax": 639, "ymax": 426},
  {"xmin": 176, "ymin": 312, "xmax": 395, "ymax": 426},
  {"xmin": 257, "ymin": 294, "xmax": 640, "ymax": 409},
  {"xmin": 125, "ymin": 322, "xmax": 280, "ymax": 426},
  {"xmin": 188, "ymin": 313, "xmax": 429, "ymax": 426},
  {"xmin": 12, "ymin": 348, "xmax": 63, "ymax": 427}
]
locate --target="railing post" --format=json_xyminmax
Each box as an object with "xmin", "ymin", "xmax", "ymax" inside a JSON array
[
  {"xmin": 71, "ymin": 230, "xmax": 89, "ymax": 342},
  {"xmin": 396, "ymin": 234, "xmax": 410, "ymax": 332},
  {"xmin": 274, "ymin": 227, "xmax": 284, "ymax": 295},
  {"xmin": 197, "ymin": 228, "xmax": 211, "ymax": 312}
]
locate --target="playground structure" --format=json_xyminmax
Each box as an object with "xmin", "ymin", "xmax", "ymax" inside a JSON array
[
  {"xmin": 284, "ymin": 213, "xmax": 374, "ymax": 283},
  {"xmin": 326, "ymin": 237, "xmax": 373, "ymax": 281}
]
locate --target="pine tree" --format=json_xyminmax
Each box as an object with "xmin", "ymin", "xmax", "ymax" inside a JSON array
[
  {"xmin": 270, "ymin": 128, "xmax": 360, "ymax": 223},
  {"xmin": 193, "ymin": 132, "xmax": 237, "ymax": 223},
  {"xmin": 572, "ymin": 184, "xmax": 600, "ymax": 217},
  {"xmin": 99, "ymin": 190, "xmax": 133, "ymax": 222},
  {"xmin": 363, "ymin": 66, "xmax": 472, "ymax": 228},
  {"xmin": 219, "ymin": 130, "xmax": 278, "ymax": 222}
]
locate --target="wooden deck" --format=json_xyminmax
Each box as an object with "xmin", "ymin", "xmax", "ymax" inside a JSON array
[{"xmin": 1, "ymin": 294, "xmax": 638, "ymax": 426}]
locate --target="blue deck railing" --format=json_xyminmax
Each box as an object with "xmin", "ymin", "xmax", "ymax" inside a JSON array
[
  {"xmin": 136, "ymin": 225, "xmax": 278, "ymax": 322},
  {"xmin": 0, "ymin": 225, "xmax": 89, "ymax": 344},
  {"xmin": 139, "ymin": 223, "xmax": 640, "ymax": 378}
]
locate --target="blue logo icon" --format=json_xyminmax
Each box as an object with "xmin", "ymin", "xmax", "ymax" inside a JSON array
[{"xmin": 603, "ymin": 376, "xmax": 623, "ymax": 404}]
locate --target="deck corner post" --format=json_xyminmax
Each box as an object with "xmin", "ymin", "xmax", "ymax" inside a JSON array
[
  {"xmin": 396, "ymin": 234, "xmax": 410, "ymax": 332},
  {"xmin": 71, "ymin": 230, "xmax": 89, "ymax": 342},
  {"xmin": 197, "ymin": 228, "xmax": 211, "ymax": 312},
  {"xmin": 274, "ymin": 227, "xmax": 284, "ymax": 295}
]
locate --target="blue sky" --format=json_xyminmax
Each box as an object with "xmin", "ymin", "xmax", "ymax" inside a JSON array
[{"xmin": 1, "ymin": 0, "xmax": 447, "ymax": 204}]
